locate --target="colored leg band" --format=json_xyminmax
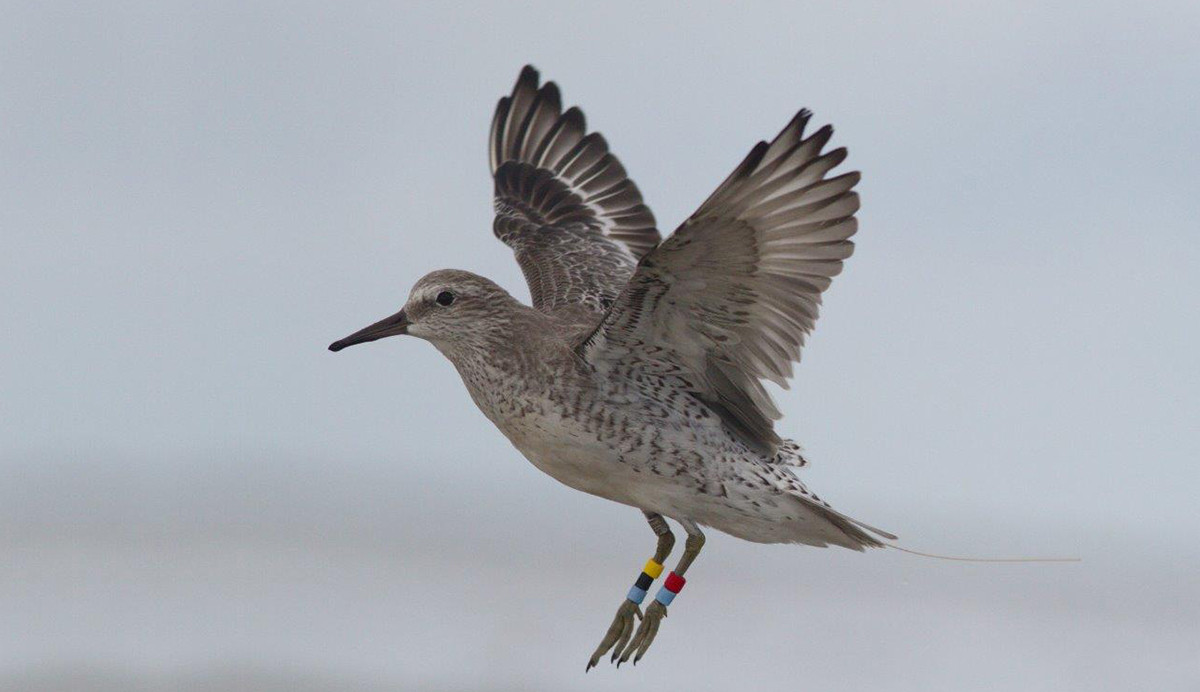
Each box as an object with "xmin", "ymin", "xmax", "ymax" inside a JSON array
[
  {"xmin": 625, "ymin": 559, "xmax": 665, "ymax": 605},
  {"xmin": 654, "ymin": 571, "xmax": 686, "ymax": 607}
]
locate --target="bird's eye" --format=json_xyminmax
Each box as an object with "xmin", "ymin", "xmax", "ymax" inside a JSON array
[{"xmin": 435, "ymin": 291, "xmax": 456, "ymax": 307}]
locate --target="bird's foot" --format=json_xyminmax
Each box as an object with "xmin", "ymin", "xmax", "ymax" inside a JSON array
[
  {"xmin": 615, "ymin": 600, "xmax": 666, "ymax": 666},
  {"xmin": 586, "ymin": 599, "xmax": 641, "ymax": 671}
]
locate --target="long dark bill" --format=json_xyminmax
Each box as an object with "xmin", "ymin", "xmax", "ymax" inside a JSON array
[{"xmin": 328, "ymin": 309, "xmax": 409, "ymax": 352}]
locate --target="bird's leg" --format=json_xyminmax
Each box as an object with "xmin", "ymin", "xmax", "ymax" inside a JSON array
[
  {"xmin": 586, "ymin": 511, "xmax": 675, "ymax": 671},
  {"xmin": 616, "ymin": 519, "xmax": 705, "ymax": 667}
]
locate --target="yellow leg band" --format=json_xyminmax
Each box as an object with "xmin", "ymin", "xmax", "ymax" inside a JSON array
[{"xmin": 643, "ymin": 559, "xmax": 664, "ymax": 579}]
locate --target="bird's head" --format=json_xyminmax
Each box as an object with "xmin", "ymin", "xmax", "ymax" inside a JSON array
[{"xmin": 329, "ymin": 269, "xmax": 519, "ymax": 354}]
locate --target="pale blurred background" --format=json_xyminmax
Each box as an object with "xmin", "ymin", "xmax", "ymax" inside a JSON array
[{"xmin": 2, "ymin": 1, "xmax": 1198, "ymax": 690}]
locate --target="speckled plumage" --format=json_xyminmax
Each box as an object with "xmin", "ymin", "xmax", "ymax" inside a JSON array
[
  {"xmin": 331, "ymin": 65, "xmax": 894, "ymax": 665},
  {"xmin": 483, "ymin": 66, "xmax": 891, "ymax": 549},
  {"xmin": 405, "ymin": 268, "xmax": 885, "ymax": 549}
]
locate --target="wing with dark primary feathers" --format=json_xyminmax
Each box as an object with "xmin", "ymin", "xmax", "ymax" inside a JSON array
[
  {"xmin": 491, "ymin": 66, "xmax": 661, "ymax": 316},
  {"xmin": 580, "ymin": 111, "xmax": 860, "ymax": 456}
]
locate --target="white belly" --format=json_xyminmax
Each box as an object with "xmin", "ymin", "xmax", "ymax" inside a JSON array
[{"xmin": 500, "ymin": 410, "xmax": 643, "ymax": 505}]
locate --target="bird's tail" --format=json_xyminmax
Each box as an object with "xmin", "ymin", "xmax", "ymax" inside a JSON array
[{"xmin": 812, "ymin": 502, "xmax": 898, "ymax": 550}]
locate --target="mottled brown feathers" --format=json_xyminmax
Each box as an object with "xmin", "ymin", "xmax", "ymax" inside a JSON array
[
  {"xmin": 580, "ymin": 109, "xmax": 860, "ymax": 456},
  {"xmin": 491, "ymin": 65, "xmax": 660, "ymax": 315}
]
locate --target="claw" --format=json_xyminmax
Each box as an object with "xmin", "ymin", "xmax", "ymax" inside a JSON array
[
  {"xmin": 633, "ymin": 611, "xmax": 662, "ymax": 664},
  {"xmin": 610, "ymin": 606, "xmax": 637, "ymax": 663},
  {"xmin": 587, "ymin": 599, "xmax": 641, "ymax": 671},
  {"xmin": 617, "ymin": 600, "xmax": 666, "ymax": 666}
]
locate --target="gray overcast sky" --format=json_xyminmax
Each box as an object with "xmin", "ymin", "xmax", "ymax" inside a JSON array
[{"xmin": 2, "ymin": 2, "xmax": 1198, "ymax": 690}]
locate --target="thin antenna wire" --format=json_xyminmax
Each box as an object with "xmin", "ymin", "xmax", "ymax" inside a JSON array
[{"xmin": 887, "ymin": 544, "xmax": 1081, "ymax": 563}]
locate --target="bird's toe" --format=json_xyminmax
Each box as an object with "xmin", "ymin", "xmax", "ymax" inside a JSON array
[
  {"xmin": 587, "ymin": 599, "xmax": 641, "ymax": 671},
  {"xmin": 617, "ymin": 600, "xmax": 666, "ymax": 667}
]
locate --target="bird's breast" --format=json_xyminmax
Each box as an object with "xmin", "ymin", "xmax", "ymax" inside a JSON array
[{"xmin": 451, "ymin": 354, "xmax": 735, "ymax": 506}]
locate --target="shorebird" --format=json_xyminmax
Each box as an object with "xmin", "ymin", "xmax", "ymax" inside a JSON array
[{"xmin": 330, "ymin": 65, "xmax": 894, "ymax": 667}]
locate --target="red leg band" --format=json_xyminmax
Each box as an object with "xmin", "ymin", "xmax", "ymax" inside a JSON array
[{"xmin": 663, "ymin": 571, "xmax": 686, "ymax": 593}]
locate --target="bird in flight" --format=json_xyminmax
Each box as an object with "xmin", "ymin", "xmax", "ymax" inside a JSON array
[{"xmin": 330, "ymin": 65, "xmax": 894, "ymax": 668}]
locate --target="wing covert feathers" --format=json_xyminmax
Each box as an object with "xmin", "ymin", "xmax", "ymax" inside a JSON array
[
  {"xmin": 582, "ymin": 111, "xmax": 860, "ymax": 455},
  {"xmin": 491, "ymin": 66, "xmax": 660, "ymax": 313}
]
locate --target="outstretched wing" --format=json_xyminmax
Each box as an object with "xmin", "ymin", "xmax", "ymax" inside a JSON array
[
  {"xmin": 491, "ymin": 66, "xmax": 660, "ymax": 316},
  {"xmin": 581, "ymin": 111, "xmax": 859, "ymax": 455}
]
